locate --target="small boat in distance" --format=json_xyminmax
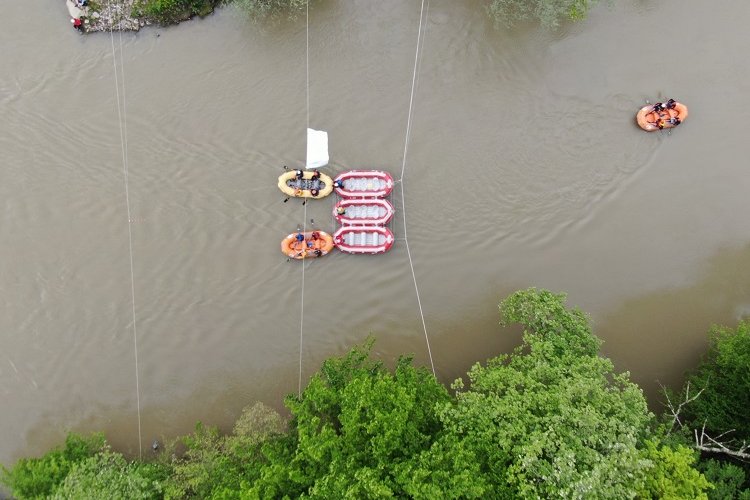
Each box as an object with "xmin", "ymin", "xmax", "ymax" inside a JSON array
[
  {"xmin": 333, "ymin": 226, "xmax": 394, "ymax": 254},
  {"xmin": 281, "ymin": 231, "xmax": 335, "ymax": 259},
  {"xmin": 636, "ymin": 100, "xmax": 688, "ymax": 132},
  {"xmin": 333, "ymin": 170, "xmax": 394, "ymax": 198},
  {"xmin": 278, "ymin": 170, "xmax": 334, "ymax": 199},
  {"xmin": 333, "ymin": 198, "xmax": 395, "ymax": 226}
]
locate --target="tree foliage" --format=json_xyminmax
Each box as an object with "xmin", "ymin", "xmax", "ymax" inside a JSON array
[
  {"xmin": 487, "ymin": 0, "xmax": 599, "ymax": 28},
  {"xmin": 164, "ymin": 402, "xmax": 285, "ymax": 499},
  {"xmin": 3, "ymin": 290, "xmax": 718, "ymax": 499},
  {"xmin": 231, "ymin": 0, "xmax": 307, "ymax": 20},
  {"xmin": 699, "ymin": 459, "xmax": 750, "ymax": 500},
  {"xmin": 51, "ymin": 449, "xmax": 165, "ymax": 500},
  {"xmin": 684, "ymin": 321, "xmax": 750, "ymax": 443},
  {"xmin": 133, "ymin": 0, "xmax": 219, "ymax": 24},
  {"xmin": 635, "ymin": 439, "xmax": 711, "ymax": 500},
  {"xmin": 246, "ymin": 339, "xmax": 451, "ymax": 498},
  {"xmin": 0, "ymin": 433, "xmax": 104, "ymax": 499},
  {"xmin": 430, "ymin": 288, "xmax": 656, "ymax": 498}
]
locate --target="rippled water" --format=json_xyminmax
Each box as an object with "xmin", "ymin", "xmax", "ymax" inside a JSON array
[{"xmin": 2, "ymin": 0, "xmax": 750, "ymax": 464}]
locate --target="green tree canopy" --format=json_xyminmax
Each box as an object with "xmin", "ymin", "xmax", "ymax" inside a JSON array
[
  {"xmin": 1, "ymin": 433, "xmax": 104, "ymax": 499},
  {"xmin": 430, "ymin": 289, "xmax": 656, "ymax": 498},
  {"xmin": 51, "ymin": 449, "xmax": 165, "ymax": 500},
  {"xmin": 247, "ymin": 339, "xmax": 451, "ymax": 498},
  {"xmin": 684, "ymin": 321, "xmax": 750, "ymax": 443}
]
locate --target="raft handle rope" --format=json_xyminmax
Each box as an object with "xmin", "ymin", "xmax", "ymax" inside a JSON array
[{"xmin": 106, "ymin": 1, "xmax": 143, "ymax": 459}]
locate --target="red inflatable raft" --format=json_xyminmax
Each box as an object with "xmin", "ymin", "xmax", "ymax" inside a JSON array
[
  {"xmin": 333, "ymin": 198, "xmax": 395, "ymax": 226},
  {"xmin": 333, "ymin": 170, "xmax": 394, "ymax": 198},
  {"xmin": 333, "ymin": 226, "xmax": 394, "ymax": 254}
]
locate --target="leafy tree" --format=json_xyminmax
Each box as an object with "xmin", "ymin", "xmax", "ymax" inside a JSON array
[
  {"xmin": 425, "ymin": 288, "xmax": 707, "ymax": 499},
  {"xmin": 51, "ymin": 449, "xmax": 164, "ymax": 499},
  {"xmin": 164, "ymin": 402, "xmax": 285, "ymax": 499},
  {"xmin": 1, "ymin": 432, "xmax": 104, "ymax": 499},
  {"xmin": 487, "ymin": 0, "xmax": 599, "ymax": 28},
  {"xmin": 698, "ymin": 459, "xmax": 750, "ymax": 500},
  {"xmin": 635, "ymin": 439, "xmax": 711, "ymax": 500},
  {"xmin": 684, "ymin": 321, "xmax": 750, "ymax": 443},
  {"xmin": 246, "ymin": 339, "xmax": 450, "ymax": 498}
]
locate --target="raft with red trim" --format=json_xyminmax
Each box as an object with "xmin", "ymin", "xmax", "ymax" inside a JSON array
[
  {"xmin": 333, "ymin": 226, "xmax": 394, "ymax": 254},
  {"xmin": 333, "ymin": 170, "xmax": 394, "ymax": 198},
  {"xmin": 636, "ymin": 101, "xmax": 688, "ymax": 132},
  {"xmin": 281, "ymin": 231, "xmax": 334, "ymax": 259},
  {"xmin": 277, "ymin": 170, "xmax": 334, "ymax": 199},
  {"xmin": 333, "ymin": 198, "xmax": 395, "ymax": 226}
]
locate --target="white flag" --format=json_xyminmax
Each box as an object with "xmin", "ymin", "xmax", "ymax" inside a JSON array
[{"xmin": 306, "ymin": 128, "xmax": 329, "ymax": 169}]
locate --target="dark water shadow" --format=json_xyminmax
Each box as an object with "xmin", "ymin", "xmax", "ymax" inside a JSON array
[{"xmin": 596, "ymin": 242, "xmax": 750, "ymax": 407}]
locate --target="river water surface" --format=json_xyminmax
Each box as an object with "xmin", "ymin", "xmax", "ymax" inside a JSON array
[{"xmin": 2, "ymin": 0, "xmax": 750, "ymax": 464}]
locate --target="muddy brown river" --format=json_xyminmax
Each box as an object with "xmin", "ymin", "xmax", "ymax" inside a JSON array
[{"xmin": 2, "ymin": 0, "xmax": 750, "ymax": 464}]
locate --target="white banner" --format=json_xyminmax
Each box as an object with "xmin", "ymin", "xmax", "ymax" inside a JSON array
[{"xmin": 305, "ymin": 128, "xmax": 329, "ymax": 169}]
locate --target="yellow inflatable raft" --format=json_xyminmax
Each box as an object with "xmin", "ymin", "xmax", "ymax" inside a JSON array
[{"xmin": 277, "ymin": 170, "xmax": 333, "ymax": 199}]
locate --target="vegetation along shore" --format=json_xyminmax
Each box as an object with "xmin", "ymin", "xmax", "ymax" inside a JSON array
[
  {"xmin": 70, "ymin": 0, "xmax": 599, "ymax": 33},
  {"xmin": 3, "ymin": 289, "xmax": 748, "ymax": 498}
]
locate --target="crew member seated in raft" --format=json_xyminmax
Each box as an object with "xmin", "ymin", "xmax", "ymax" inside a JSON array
[
  {"xmin": 333, "ymin": 179, "xmax": 344, "ymax": 189},
  {"xmin": 295, "ymin": 233, "xmax": 304, "ymax": 242},
  {"xmin": 336, "ymin": 206, "xmax": 346, "ymax": 215},
  {"xmin": 652, "ymin": 102, "xmax": 664, "ymax": 112},
  {"xmin": 669, "ymin": 117, "xmax": 681, "ymax": 126},
  {"xmin": 295, "ymin": 169, "xmax": 304, "ymax": 180},
  {"xmin": 311, "ymin": 170, "xmax": 321, "ymax": 181},
  {"xmin": 665, "ymin": 98, "xmax": 677, "ymax": 110},
  {"xmin": 310, "ymin": 188, "xmax": 319, "ymax": 197}
]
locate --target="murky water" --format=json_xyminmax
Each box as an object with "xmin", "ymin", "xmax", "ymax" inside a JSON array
[{"xmin": 2, "ymin": 0, "xmax": 750, "ymax": 465}]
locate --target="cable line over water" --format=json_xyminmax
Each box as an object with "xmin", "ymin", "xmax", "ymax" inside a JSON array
[
  {"xmin": 105, "ymin": 1, "xmax": 143, "ymax": 459},
  {"xmin": 399, "ymin": 0, "xmax": 435, "ymax": 376},
  {"xmin": 298, "ymin": 0, "xmax": 311, "ymax": 396}
]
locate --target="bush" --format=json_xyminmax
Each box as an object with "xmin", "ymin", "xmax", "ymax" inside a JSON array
[
  {"xmin": 231, "ymin": 0, "xmax": 307, "ymax": 20},
  {"xmin": 487, "ymin": 0, "xmax": 599, "ymax": 28},
  {"xmin": 134, "ymin": 0, "xmax": 220, "ymax": 24}
]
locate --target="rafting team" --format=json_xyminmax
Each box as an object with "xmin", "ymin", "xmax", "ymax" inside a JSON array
[{"xmin": 651, "ymin": 98, "xmax": 681, "ymax": 129}]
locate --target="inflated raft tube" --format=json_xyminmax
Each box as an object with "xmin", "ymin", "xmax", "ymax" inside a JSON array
[
  {"xmin": 333, "ymin": 226, "xmax": 394, "ymax": 254},
  {"xmin": 281, "ymin": 231, "xmax": 335, "ymax": 259},
  {"xmin": 333, "ymin": 198, "xmax": 395, "ymax": 226},
  {"xmin": 332, "ymin": 170, "xmax": 394, "ymax": 198},
  {"xmin": 278, "ymin": 171, "xmax": 334, "ymax": 198},
  {"xmin": 636, "ymin": 101, "xmax": 688, "ymax": 132}
]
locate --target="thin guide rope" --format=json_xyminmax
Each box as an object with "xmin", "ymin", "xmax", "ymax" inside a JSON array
[
  {"xmin": 399, "ymin": 0, "xmax": 435, "ymax": 376},
  {"xmin": 106, "ymin": 3, "xmax": 143, "ymax": 459},
  {"xmin": 298, "ymin": 0, "xmax": 310, "ymax": 397}
]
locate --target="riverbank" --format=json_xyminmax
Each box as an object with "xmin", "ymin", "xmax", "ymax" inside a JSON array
[{"xmin": 66, "ymin": 0, "xmax": 218, "ymax": 33}]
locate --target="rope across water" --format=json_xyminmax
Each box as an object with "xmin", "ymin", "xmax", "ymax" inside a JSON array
[
  {"xmin": 399, "ymin": 0, "xmax": 435, "ymax": 376},
  {"xmin": 105, "ymin": 1, "xmax": 143, "ymax": 459}
]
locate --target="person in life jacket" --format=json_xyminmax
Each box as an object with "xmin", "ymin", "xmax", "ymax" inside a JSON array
[{"xmin": 71, "ymin": 18, "xmax": 84, "ymax": 32}]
